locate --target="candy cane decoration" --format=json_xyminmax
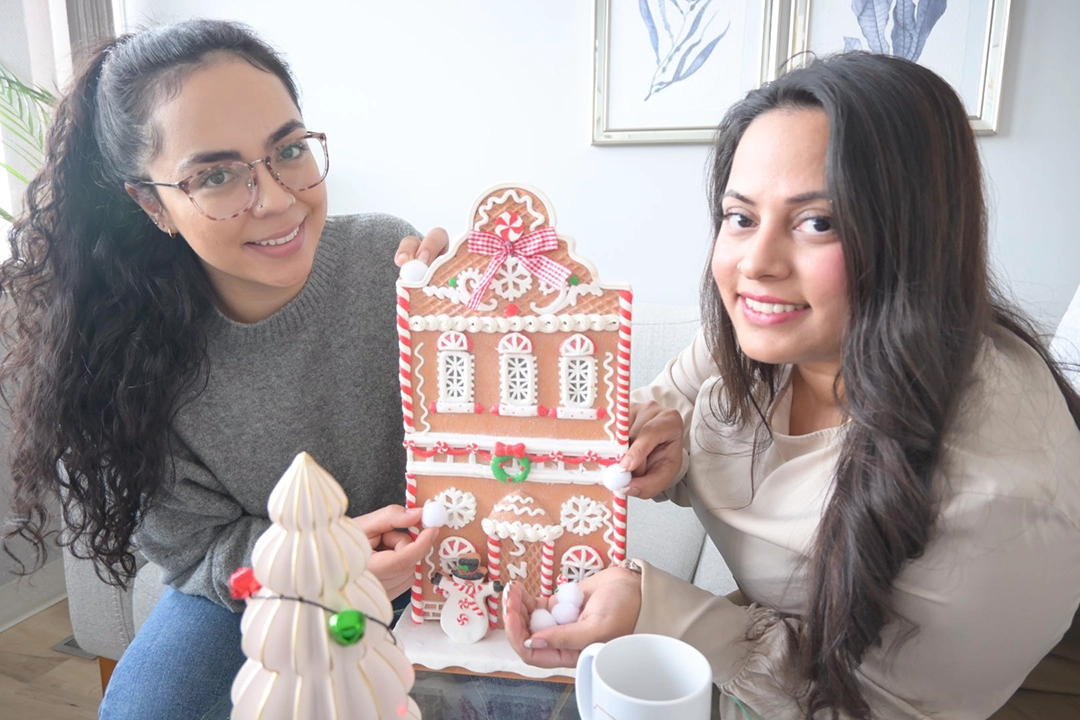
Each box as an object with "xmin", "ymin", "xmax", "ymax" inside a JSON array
[
  {"xmin": 540, "ymin": 541, "xmax": 555, "ymax": 597},
  {"xmin": 405, "ymin": 473, "xmax": 424, "ymax": 624},
  {"xmin": 611, "ymin": 490, "xmax": 628, "ymax": 564},
  {"xmin": 615, "ymin": 290, "xmax": 633, "ymax": 445},
  {"xmin": 397, "ymin": 285, "xmax": 415, "ymax": 433},
  {"xmin": 494, "ymin": 211, "xmax": 524, "ymax": 241},
  {"xmin": 486, "ymin": 534, "xmax": 501, "ymax": 628}
]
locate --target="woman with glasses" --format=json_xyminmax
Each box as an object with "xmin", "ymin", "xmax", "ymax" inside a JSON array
[{"xmin": 0, "ymin": 19, "xmax": 442, "ymax": 719}]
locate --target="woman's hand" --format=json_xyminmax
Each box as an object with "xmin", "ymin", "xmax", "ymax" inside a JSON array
[
  {"xmin": 353, "ymin": 505, "xmax": 438, "ymax": 598},
  {"xmin": 395, "ymin": 227, "xmax": 450, "ymax": 267},
  {"xmin": 621, "ymin": 401, "xmax": 685, "ymax": 498},
  {"xmin": 503, "ymin": 566, "xmax": 642, "ymax": 669}
]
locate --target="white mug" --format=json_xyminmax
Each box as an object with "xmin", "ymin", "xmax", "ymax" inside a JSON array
[{"xmin": 575, "ymin": 633, "xmax": 713, "ymax": 720}]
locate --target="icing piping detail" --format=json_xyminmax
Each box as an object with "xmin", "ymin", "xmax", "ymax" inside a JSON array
[
  {"xmin": 529, "ymin": 281, "xmax": 604, "ymax": 315},
  {"xmin": 601, "ymin": 351, "xmax": 617, "ymax": 443},
  {"xmin": 475, "ymin": 188, "xmax": 546, "ymax": 233},
  {"xmin": 408, "ymin": 314, "xmax": 621, "ymax": 334},
  {"xmin": 433, "ymin": 488, "xmax": 477, "ymax": 530},
  {"xmin": 414, "ymin": 341, "xmax": 431, "ymax": 433},
  {"xmin": 480, "ymin": 518, "xmax": 565, "ymax": 543}
]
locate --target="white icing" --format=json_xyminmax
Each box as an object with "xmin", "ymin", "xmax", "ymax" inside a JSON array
[
  {"xmin": 438, "ymin": 536, "xmax": 476, "ymax": 573},
  {"xmin": 507, "ymin": 561, "xmax": 528, "ymax": 580},
  {"xmin": 491, "ymin": 257, "xmax": 533, "ymax": 301},
  {"xmin": 491, "ymin": 494, "xmax": 546, "ymax": 517},
  {"xmin": 404, "ymin": 432, "xmax": 625, "ymax": 457},
  {"xmin": 560, "ymin": 545, "xmax": 605, "ymax": 583},
  {"xmin": 509, "ymin": 538, "xmax": 527, "ymax": 557},
  {"xmin": 414, "ymin": 341, "xmax": 432, "ymax": 433},
  {"xmin": 480, "ymin": 518, "xmax": 565, "ymax": 543},
  {"xmin": 437, "ymin": 347, "xmax": 474, "ymax": 408},
  {"xmin": 475, "ymin": 188, "xmax": 547, "ymax": 233},
  {"xmin": 433, "ymin": 487, "xmax": 477, "ymax": 530},
  {"xmin": 500, "ymin": 345, "xmax": 537, "ymax": 408},
  {"xmin": 529, "ymin": 281, "xmax": 604, "ymax": 314},
  {"xmin": 422, "ymin": 268, "xmax": 499, "ymax": 312},
  {"xmin": 409, "ymin": 313, "xmax": 621, "ymax": 334},
  {"xmin": 559, "ymin": 355, "xmax": 597, "ymax": 409},
  {"xmin": 555, "ymin": 407, "xmax": 599, "ymax": 420},
  {"xmin": 601, "ymin": 351, "xmax": 617, "ymax": 443},
  {"xmin": 497, "ymin": 404, "xmax": 539, "ymax": 417},
  {"xmin": 560, "ymin": 495, "xmax": 610, "ymax": 536}
]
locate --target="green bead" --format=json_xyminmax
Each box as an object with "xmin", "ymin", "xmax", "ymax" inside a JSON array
[
  {"xmin": 448, "ymin": 277, "xmax": 458, "ymax": 287},
  {"xmin": 569, "ymin": 275, "xmax": 580, "ymax": 286},
  {"xmin": 328, "ymin": 609, "xmax": 366, "ymax": 646}
]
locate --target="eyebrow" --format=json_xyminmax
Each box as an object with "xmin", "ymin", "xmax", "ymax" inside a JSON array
[
  {"xmin": 721, "ymin": 190, "xmax": 831, "ymax": 205},
  {"xmin": 175, "ymin": 119, "xmax": 306, "ymax": 174}
]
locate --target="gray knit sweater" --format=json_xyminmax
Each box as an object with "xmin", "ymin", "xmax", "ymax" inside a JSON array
[{"xmin": 134, "ymin": 214, "xmax": 414, "ymax": 610}]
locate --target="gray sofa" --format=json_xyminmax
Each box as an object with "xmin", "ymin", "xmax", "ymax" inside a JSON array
[{"xmin": 63, "ymin": 302, "xmax": 735, "ymax": 665}]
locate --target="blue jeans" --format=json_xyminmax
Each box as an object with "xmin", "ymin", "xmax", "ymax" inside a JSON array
[{"xmin": 99, "ymin": 587, "xmax": 244, "ymax": 720}]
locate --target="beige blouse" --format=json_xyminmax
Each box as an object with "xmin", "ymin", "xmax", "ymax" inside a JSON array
[{"xmin": 630, "ymin": 328, "xmax": 1080, "ymax": 719}]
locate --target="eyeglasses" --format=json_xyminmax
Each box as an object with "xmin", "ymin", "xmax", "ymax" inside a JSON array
[{"xmin": 137, "ymin": 132, "xmax": 329, "ymax": 221}]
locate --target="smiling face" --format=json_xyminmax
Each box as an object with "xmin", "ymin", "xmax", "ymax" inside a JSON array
[
  {"xmin": 133, "ymin": 56, "xmax": 328, "ymax": 322},
  {"xmin": 712, "ymin": 108, "xmax": 848, "ymax": 374}
]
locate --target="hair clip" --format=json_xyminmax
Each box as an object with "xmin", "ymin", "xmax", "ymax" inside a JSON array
[{"xmin": 228, "ymin": 567, "xmax": 397, "ymax": 647}]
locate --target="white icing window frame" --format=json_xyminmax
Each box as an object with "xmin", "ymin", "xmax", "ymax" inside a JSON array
[
  {"xmin": 557, "ymin": 334, "xmax": 598, "ymax": 420},
  {"xmin": 560, "ymin": 545, "xmax": 605, "ymax": 583},
  {"xmin": 436, "ymin": 331, "xmax": 476, "ymax": 413},
  {"xmin": 497, "ymin": 333, "xmax": 538, "ymax": 416}
]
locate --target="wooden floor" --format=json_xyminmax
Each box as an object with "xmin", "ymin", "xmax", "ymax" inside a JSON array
[{"xmin": 0, "ymin": 599, "xmax": 101, "ymax": 719}]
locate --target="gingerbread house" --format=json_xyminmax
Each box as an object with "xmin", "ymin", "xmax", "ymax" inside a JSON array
[{"xmin": 396, "ymin": 184, "xmax": 632, "ymax": 635}]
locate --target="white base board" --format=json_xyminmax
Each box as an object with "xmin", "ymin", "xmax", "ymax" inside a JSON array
[
  {"xmin": 0, "ymin": 559, "xmax": 67, "ymax": 632},
  {"xmin": 393, "ymin": 618, "xmax": 574, "ymax": 679}
]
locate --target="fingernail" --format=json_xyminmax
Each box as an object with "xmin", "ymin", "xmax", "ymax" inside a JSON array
[
  {"xmin": 418, "ymin": 250, "xmax": 431, "ymax": 264},
  {"xmin": 524, "ymin": 638, "xmax": 548, "ymax": 650},
  {"xmin": 396, "ymin": 252, "xmax": 408, "ymax": 264},
  {"xmin": 626, "ymin": 487, "xmax": 641, "ymax": 497}
]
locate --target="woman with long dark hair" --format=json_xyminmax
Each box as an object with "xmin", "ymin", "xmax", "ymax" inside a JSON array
[
  {"xmin": 0, "ymin": 19, "xmax": 443, "ymax": 719},
  {"xmin": 506, "ymin": 53, "xmax": 1080, "ymax": 719}
]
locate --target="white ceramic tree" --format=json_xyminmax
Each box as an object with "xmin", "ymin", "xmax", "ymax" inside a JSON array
[{"xmin": 230, "ymin": 452, "xmax": 421, "ymax": 720}]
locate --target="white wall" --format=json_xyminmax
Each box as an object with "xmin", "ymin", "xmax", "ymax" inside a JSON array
[{"xmin": 120, "ymin": 0, "xmax": 1080, "ymax": 331}]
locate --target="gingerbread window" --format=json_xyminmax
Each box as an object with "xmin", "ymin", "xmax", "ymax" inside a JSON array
[
  {"xmin": 556, "ymin": 334, "xmax": 598, "ymax": 420},
  {"xmin": 436, "ymin": 331, "xmax": 476, "ymax": 413},
  {"xmin": 497, "ymin": 333, "xmax": 538, "ymax": 416}
]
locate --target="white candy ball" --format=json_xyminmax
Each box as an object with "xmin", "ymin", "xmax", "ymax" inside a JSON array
[
  {"xmin": 551, "ymin": 602, "xmax": 581, "ymax": 625},
  {"xmin": 421, "ymin": 500, "xmax": 449, "ymax": 528},
  {"xmin": 529, "ymin": 608, "xmax": 558, "ymax": 633},
  {"xmin": 602, "ymin": 465, "xmax": 633, "ymax": 491},
  {"xmin": 554, "ymin": 581, "xmax": 584, "ymax": 609},
  {"xmin": 399, "ymin": 258, "xmax": 429, "ymax": 283}
]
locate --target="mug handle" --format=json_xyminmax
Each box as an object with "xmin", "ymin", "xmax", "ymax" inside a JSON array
[{"xmin": 575, "ymin": 642, "xmax": 605, "ymax": 720}]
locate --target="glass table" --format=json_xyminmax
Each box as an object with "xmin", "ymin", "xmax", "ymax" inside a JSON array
[{"xmin": 200, "ymin": 669, "xmax": 580, "ymax": 719}]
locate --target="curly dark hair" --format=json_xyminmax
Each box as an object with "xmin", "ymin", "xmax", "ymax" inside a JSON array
[
  {"xmin": 1, "ymin": 19, "xmax": 300, "ymax": 586},
  {"xmin": 700, "ymin": 53, "xmax": 1080, "ymax": 719}
]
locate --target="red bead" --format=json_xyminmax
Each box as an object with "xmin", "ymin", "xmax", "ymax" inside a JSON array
[
  {"xmin": 537, "ymin": 405, "xmax": 548, "ymax": 417},
  {"xmin": 597, "ymin": 407, "xmax": 607, "ymax": 419},
  {"xmin": 228, "ymin": 567, "xmax": 261, "ymax": 600},
  {"xmin": 475, "ymin": 403, "xmax": 484, "ymax": 414},
  {"xmin": 428, "ymin": 401, "xmax": 437, "ymax": 413},
  {"xmin": 504, "ymin": 304, "xmax": 519, "ymax": 317}
]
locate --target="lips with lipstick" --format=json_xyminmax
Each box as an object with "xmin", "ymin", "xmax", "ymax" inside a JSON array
[
  {"xmin": 743, "ymin": 296, "xmax": 809, "ymax": 314},
  {"xmin": 252, "ymin": 224, "xmax": 300, "ymax": 247}
]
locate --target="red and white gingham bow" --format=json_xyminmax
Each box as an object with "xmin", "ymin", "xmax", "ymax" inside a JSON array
[{"xmin": 465, "ymin": 227, "xmax": 571, "ymax": 309}]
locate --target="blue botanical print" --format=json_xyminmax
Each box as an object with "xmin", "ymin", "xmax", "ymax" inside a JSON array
[
  {"xmin": 845, "ymin": 0, "xmax": 948, "ymax": 62},
  {"xmin": 639, "ymin": 0, "xmax": 730, "ymax": 99}
]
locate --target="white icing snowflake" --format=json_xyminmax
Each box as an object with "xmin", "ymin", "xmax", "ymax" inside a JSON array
[
  {"xmin": 434, "ymin": 487, "xmax": 477, "ymax": 530},
  {"xmin": 560, "ymin": 496, "xmax": 608, "ymax": 536},
  {"xmin": 491, "ymin": 257, "xmax": 533, "ymax": 301}
]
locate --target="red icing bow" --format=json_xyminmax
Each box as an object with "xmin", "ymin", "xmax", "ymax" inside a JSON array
[
  {"xmin": 493, "ymin": 442, "xmax": 526, "ymax": 459},
  {"xmin": 465, "ymin": 227, "xmax": 571, "ymax": 309}
]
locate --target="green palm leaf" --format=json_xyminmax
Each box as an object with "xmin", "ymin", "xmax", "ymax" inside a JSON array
[{"xmin": 0, "ymin": 63, "xmax": 55, "ymax": 220}]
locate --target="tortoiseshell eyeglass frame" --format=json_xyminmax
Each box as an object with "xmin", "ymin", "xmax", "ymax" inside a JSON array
[{"xmin": 135, "ymin": 131, "xmax": 329, "ymax": 221}]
